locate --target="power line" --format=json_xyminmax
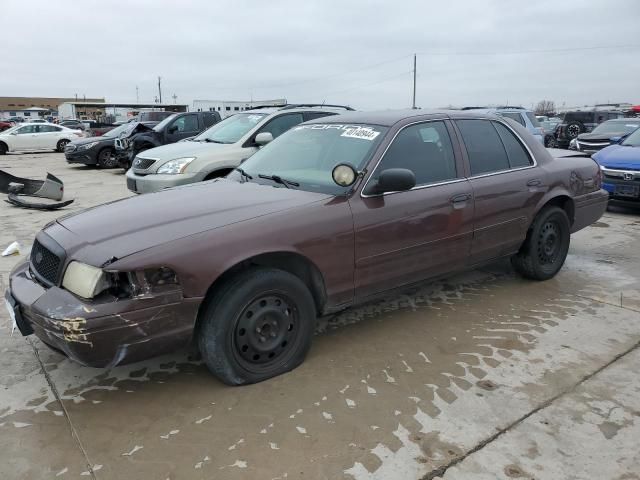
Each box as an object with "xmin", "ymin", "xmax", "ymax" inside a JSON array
[{"xmin": 415, "ymin": 44, "xmax": 640, "ymax": 56}]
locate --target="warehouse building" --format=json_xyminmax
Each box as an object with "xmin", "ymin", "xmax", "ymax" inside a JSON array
[{"xmin": 193, "ymin": 99, "xmax": 286, "ymax": 118}]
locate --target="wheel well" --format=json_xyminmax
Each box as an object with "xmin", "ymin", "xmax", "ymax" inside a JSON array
[
  {"xmin": 0, "ymin": 140, "xmax": 7, "ymax": 150},
  {"xmin": 198, "ymin": 252, "xmax": 327, "ymax": 322},
  {"xmin": 204, "ymin": 168, "xmax": 233, "ymax": 181},
  {"xmin": 541, "ymin": 195, "xmax": 575, "ymax": 226}
]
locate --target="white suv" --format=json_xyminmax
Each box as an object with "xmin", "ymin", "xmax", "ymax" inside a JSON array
[{"xmin": 0, "ymin": 123, "xmax": 82, "ymax": 154}]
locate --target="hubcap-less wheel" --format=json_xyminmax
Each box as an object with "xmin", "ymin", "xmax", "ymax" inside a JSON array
[
  {"xmin": 98, "ymin": 149, "xmax": 117, "ymax": 168},
  {"xmin": 538, "ymin": 221, "xmax": 560, "ymax": 265},
  {"xmin": 234, "ymin": 295, "xmax": 298, "ymax": 369},
  {"xmin": 57, "ymin": 139, "xmax": 69, "ymax": 152}
]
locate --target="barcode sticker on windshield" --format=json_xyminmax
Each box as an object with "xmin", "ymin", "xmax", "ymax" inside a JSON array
[{"xmin": 341, "ymin": 127, "xmax": 380, "ymax": 141}]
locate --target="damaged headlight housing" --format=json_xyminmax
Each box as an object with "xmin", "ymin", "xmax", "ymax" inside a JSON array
[
  {"xmin": 62, "ymin": 261, "xmax": 111, "ymax": 299},
  {"xmin": 62, "ymin": 262, "xmax": 179, "ymax": 300},
  {"xmin": 77, "ymin": 141, "xmax": 99, "ymax": 151},
  {"xmin": 156, "ymin": 157, "xmax": 196, "ymax": 174}
]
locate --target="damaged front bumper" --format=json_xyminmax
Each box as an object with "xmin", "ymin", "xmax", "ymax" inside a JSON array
[{"xmin": 6, "ymin": 261, "xmax": 202, "ymax": 367}]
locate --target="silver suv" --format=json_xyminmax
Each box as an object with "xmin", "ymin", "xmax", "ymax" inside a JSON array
[
  {"xmin": 125, "ymin": 104, "xmax": 353, "ymax": 193},
  {"xmin": 461, "ymin": 106, "xmax": 544, "ymax": 144}
]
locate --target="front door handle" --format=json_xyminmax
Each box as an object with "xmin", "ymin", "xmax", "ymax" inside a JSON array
[
  {"xmin": 527, "ymin": 179, "xmax": 542, "ymax": 187},
  {"xmin": 450, "ymin": 193, "xmax": 471, "ymax": 206}
]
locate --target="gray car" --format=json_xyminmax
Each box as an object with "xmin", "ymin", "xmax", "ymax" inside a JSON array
[
  {"xmin": 125, "ymin": 104, "xmax": 353, "ymax": 193},
  {"xmin": 462, "ymin": 106, "xmax": 544, "ymax": 144}
]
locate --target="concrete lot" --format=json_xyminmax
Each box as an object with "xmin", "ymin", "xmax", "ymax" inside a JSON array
[{"xmin": 1, "ymin": 151, "xmax": 639, "ymax": 480}]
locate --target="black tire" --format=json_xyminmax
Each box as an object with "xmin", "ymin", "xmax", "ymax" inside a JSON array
[
  {"xmin": 56, "ymin": 139, "xmax": 70, "ymax": 152},
  {"xmin": 544, "ymin": 135, "xmax": 557, "ymax": 148},
  {"xmin": 0, "ymin": 142, "xmax": 7, "ymax": 155},
  {"xmin": 198, "ymin": 267, "xmax": 316, "ymax": 385},
  {"xmin": 512, "ymin": 206, "xmax": 570, "ymax": 281},
  {"xmin": 565, "ymin": 121, "xmax": 584, "ymax": 139},
  {"xmin": 96, "ymin": 148, "xmax": 118, "ymax": 168}
]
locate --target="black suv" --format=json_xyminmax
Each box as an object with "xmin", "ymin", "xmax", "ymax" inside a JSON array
[
  {"xmin": 555, "ymin": 110, "xmax": 624, "ymax": 148},
  {"xmin": 115, "ymin": 111, "xmax": 221, "ymax": 168}
]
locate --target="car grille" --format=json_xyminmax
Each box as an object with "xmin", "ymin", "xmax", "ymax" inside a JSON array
[
  {"xmin": 577, "ymin": 141, "xmax": 609, "ymax": 152},
  {"xmin": 30, "ymin": 239, "xmax": 62, "ymax": 285},
  {"xmin": 133, "ymin": 157, "xmax": 156, "ymax": 170}
]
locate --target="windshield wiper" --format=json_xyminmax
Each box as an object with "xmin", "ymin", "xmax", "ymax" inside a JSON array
[
  {"xmin": 258, "ymin": 174, "xmax": 299, "ymax": 188},
  {"xmin": 203, "ymin": 138, "xmax": 228, "ymax": 144},
  {"xmin": 235, "ymin": 167, "xmax": 253, "ymax": 181}
]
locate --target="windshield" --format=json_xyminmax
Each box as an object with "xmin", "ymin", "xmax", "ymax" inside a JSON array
[
  {"xmin": 592, "ymin": 120, "xmax": 640, "ymax": 135},
  {"xmin": 1, "ymin": 125, "xmax": 19, "ymax": 134},
  {"xmin": 231, "ymin": 123, "xmax": 388, "ymax": 194},
  {"xmin": 193, "ymin": 113, "xmax": 267, "ymax": 144},
  {"xmin": 102, "ymin": 123, "xmax": 131, "ymax": 137},
  {"xmin": 152, "ymin": 114, "xmax": 178, "ymax": 132},
  {"xmin": 621, "ymin": 127, "xmax": 640, "ymax": 147}
]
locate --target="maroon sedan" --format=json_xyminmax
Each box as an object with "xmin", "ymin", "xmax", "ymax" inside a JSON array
[{"xmin": 6, "ymin": 110, "xmax": 608, "ymax": 385}]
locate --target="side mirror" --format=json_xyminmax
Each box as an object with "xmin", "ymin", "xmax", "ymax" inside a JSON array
[
  {"xmin": 370, "ymin": 168, "xmax": 416, "ymax": 194},
  {"xmin": 612, "ymin": 134, "xmax": 627, "ymax": 144},
  {"xmin": 255, "ymin": 132, "xmax": 274, "ymax": 146},
  {"xmin": 168, "ymin": 125, "xmax": 179, "ymax": 134}
]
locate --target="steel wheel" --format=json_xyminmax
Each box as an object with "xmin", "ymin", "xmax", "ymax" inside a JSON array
[
  {"xmin": 233, "ymin": 294, "xmax": 300, "ymax": 371},
  {"xmin": 537, "ymin": 221, "xmax": 561, "ymax": 265}
]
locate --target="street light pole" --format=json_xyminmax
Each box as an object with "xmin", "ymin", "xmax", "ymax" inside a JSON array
[
  {"xmin": 158, "ymin": 76, "xmax": 162, "ymax": 104},
  {"xmin": 412, "ymin": 54, "xmax": 417, "ymax": 109}
]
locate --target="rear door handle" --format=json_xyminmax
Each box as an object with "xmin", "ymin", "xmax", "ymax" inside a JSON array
[{"xmin": 527, "ymin": 179, "xmax": 542, "ymax": 187}]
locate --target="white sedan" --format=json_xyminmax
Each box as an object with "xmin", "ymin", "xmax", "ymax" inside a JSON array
[{"xmin": 0, "ymin": 123, "xmax": 83, "ymax": 154}]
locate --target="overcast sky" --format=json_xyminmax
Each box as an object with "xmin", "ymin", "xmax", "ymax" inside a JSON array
[{"xmin": 2, "ymin": 0, "xmax": 639, "ymax": 111}]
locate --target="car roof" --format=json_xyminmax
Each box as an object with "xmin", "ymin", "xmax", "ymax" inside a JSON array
[
  {"xmin": 601, "ymin": 118, "xmax": 638, "ymax": 123},
  {"xmin": 303, "ymin": 109, "xmax": 502, "ymax": 127},
  {"xmin": 242, "ymin": 105, "xmax": 354, "ymax": 116}
]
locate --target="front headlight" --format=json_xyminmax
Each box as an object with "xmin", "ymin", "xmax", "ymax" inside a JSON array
[
  {"xmin": 156, "ymin": 157, "xmax": 196, "ymax": 174},
  {"xmin": 62, "ymin": 262, "xmax": 111, "ymax": 299},
  {"xmin": 77, "ymin": 141, "xmax": 99, "ymax": 150}
]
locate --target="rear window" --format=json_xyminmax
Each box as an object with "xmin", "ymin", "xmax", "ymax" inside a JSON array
[
  {"xmin": 564, "ymin": 112, "xmax": 595, "ymax": 123},
  {"xmin": 500, "ymin": 112, "xmax": 525, "ymax": 126},
  {"xmin": 139, "ymin": 111, "xmax": 174, "ymax": 122},
  {"xmin": 456, "ymin": 119, "xmax": 510, "ymax": 175}
]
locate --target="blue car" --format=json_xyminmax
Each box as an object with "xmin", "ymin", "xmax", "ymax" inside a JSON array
[{"xmin": 593, "ymin": 126, "xmax": 640, "ymax": 207}]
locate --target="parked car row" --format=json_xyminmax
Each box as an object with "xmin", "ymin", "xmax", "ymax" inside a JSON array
[
  {"xmin": 0, "ymin": 123, "xmax": 82, "ymax": 154},
  {"xmin": 7, "ymin": 108, "xmax": 609, "ymax": 385}
]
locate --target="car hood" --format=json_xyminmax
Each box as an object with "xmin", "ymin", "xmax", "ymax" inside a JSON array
[
  {"xmin": 53, "ymin": 179, "xmax": 331, "ymax": 264},
  {"xmin": 141, "ymin": 141, "xmax": 235, "ymax": 162},
  {"xmin": 577, "ymin": 132, "xmax": 625, "ymax": 142},
  {"xmin": 70, "ymin": 135, "xmax": 113, "ymax": 146},
  {"xmin": 593, "ymin": 144, "xmax": 640, "ymax": 170}
]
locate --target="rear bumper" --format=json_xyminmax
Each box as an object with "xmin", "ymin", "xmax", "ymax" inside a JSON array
[
  {"xmin": 6, "ymin": 261, "xmax": 201, "ymax": 367},
  {"xmin": 571, "ymin": 189, "xmax": 609, "ymax": 233},
  {"xmin": 126, "ymin": 169, "xmax": 203, "ymax": 194}
]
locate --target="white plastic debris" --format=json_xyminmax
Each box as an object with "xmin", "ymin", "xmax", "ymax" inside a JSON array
[{"xmin": 1, "ymin": 241, "xmax": 20, "ymax": 257}]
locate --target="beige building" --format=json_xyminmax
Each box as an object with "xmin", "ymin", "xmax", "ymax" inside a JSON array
[{"xmin": 0, "ymin": 96, "xmax": 105, "ymax": 120}]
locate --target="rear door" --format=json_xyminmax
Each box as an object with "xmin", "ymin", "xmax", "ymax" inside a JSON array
[
  {"xmin": 38, "ymin": 125, "xmax": 63, "ymax": 149},
  {"xmin": 454, "ymin": 119, "xmax": 544, "ymax": 264},
  {"xmin": 351, "ymin": 120, "xmax": 474, "ymax": 299}
]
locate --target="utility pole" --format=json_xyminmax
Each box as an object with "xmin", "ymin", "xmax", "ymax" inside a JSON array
[
  {"xmin": 136, "ymin": 86, "xmax": 139, "ymax": 103},
  {"xmin": 172, "ymin": 93, "xmax": 177, "ymax": 104},
  {"xmin": 157, "ymin": 76, "xmax": 162, "ymax": 104},
  {"xmin": 412, "ymin": 54, "xmax": 417, "ymax": 109}
]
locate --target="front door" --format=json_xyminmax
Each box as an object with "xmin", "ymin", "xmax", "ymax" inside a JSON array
[
  {"xmin": 166, "ymin": 114, "xmax": 200, "ymax": 143},
  {"xmin": 11, "ymin": 125, "xmax": 43, "ymax": 150},
  {"xmin": 453, "ymin": 119, "xmax": 545, "ymax": 264},
  {"xmin": 351, "ymin": 120, "xmax": 474, "ymax": 299}
]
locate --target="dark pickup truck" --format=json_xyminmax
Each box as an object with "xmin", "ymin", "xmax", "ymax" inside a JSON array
[{"xmin": 115, "ymin": 111, "xmax": 221, "ymax": 168}]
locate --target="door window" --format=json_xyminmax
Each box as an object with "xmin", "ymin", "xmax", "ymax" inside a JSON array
[
  {"xmin": 171, "ymin": 115, "xmax": 199, "ymax": 133},
  {"xmin": 202, "ymin": 113, "xmax": 218, "ymax": 128},
  {"xmin": 493, "ymin": 122, "xmax": 532, "ymax": 168},
  {"xmin": 258, "ymin": 113, "xmax": 304, "ymax": 138},
  {"xmin": 371, "ymin": 121, "xmax": 457, "ymax": 187},
  {"xmin": 500, "ymin": 112, "xmax": 525, "ymax": 126},
  {"xmin": 16, "ymin": 125, "xmax": 37, "ymax": 134},
  {"xmin": 38, "ymin": 125, "xmax": 61, "ymax": 133},
  {"xmin": 456, "ymin": 119, "xmax": 510, "ymax": 175}
]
